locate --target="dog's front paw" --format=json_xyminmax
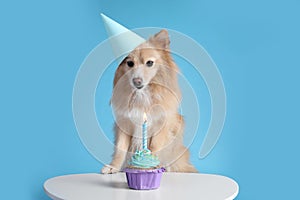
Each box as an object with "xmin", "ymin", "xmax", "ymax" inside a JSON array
[{"xmin": 101, "ymin": 165, "xmax": 120, "ymax": 174}]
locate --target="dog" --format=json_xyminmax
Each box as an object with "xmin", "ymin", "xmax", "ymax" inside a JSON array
[{"xmin": 101, "ymin": 30, "xmax": 197, "ymax": 174}]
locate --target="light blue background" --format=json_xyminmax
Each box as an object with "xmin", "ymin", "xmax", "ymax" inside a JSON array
[{"xmin": 1, "ymin": 0, "xmax": 299, "ymax": 199}]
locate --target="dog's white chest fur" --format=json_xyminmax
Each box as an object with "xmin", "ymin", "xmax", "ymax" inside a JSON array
[{"xmin": 128, "ymin": 89, "xmax": 151, "ymax": 119}]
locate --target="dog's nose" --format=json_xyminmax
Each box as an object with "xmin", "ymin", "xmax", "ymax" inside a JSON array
[{"xmin": 132, "ymin": 78, "xmax": 143, "ymax": 89}]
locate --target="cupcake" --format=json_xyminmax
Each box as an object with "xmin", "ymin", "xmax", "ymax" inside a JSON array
[{"xmin": 124, "ymin": 149, "xmax": 165, "ymax": 190}]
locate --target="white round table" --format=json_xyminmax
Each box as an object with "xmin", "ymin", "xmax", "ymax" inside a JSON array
[{"xmin": 44, "ymin": 173, "xmax": 239, "ymax": 200}]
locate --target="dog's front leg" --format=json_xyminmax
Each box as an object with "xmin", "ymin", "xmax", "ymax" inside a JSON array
[
  {"xmin": 149, "ymin": 126, "xmax": 171, "ymax": 154},
  {"xmin": 101, "ymin": 127, "xmax": 131, "ymax": 174}
]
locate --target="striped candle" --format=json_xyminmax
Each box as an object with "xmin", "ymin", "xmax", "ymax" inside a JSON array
[{"xmin": 142, "ymin": 113, "xmax": 148, "ymax": 150}]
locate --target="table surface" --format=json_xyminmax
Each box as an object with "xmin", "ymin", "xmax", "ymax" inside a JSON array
[{"xmin": 44, "ymin": 173, "xmax": 239, "ymax": 200}]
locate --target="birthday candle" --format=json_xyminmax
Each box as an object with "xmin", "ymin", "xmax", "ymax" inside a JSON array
[{"xmin": 142, "ymin": 113, "xmax": 147, "ymax": 150}]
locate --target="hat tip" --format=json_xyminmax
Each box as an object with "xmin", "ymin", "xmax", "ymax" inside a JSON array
[{"xmin": 100, "ymin": 13, "xmax": 107, "ymax": 20}]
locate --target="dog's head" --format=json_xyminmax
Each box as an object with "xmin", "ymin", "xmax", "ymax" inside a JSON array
[{"xmin": 113, "ymin": 30, "xmax": 177, "ymax": 90}]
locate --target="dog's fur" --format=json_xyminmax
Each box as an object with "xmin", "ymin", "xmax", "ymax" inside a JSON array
[{"xmin": 101, "ymin": 30, "xmax": 197, "ymax": 174}]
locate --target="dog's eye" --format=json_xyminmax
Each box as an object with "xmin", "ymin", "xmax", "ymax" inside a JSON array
[
  {"xmin": 146, "ymin": 60, "xmax": 154, "ymax": 67},
  {"xmin": 126, "ymin": 61, "xmax": 134, "ymax": 67}
]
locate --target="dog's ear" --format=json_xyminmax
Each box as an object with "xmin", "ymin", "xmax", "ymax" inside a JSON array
[
  {"xmin": 149, "ymin": 29, "xmax": 170, "ymax": 49},
  {"xmin": 113, "ymin": 61, "xmax": 126, "ymax": 88}
]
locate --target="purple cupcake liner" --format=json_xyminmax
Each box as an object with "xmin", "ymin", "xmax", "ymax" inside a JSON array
[{"xmin": 124, "ymin": 168, "xmax": 165, "ymax": 190}]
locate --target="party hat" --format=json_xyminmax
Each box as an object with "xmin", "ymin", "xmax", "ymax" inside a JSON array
[{"xmin": 100, "ymin": 13, "xmax": 145, "ymax": 62}]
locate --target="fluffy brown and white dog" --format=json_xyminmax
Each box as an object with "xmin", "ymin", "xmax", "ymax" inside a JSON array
[{"xmin": 101, "ymin": 30, "xmax": 197, "ymax": 174}]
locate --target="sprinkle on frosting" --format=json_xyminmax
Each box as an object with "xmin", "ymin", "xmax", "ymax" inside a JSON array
[{"xmin": 128, "ymin": 149, "xmax": 160, "ymax": 168}]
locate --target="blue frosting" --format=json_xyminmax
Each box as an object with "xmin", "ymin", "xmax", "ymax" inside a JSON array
[{"xmin": 128, "ymin": 149, "xmax": 160, "ymax": 168}]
